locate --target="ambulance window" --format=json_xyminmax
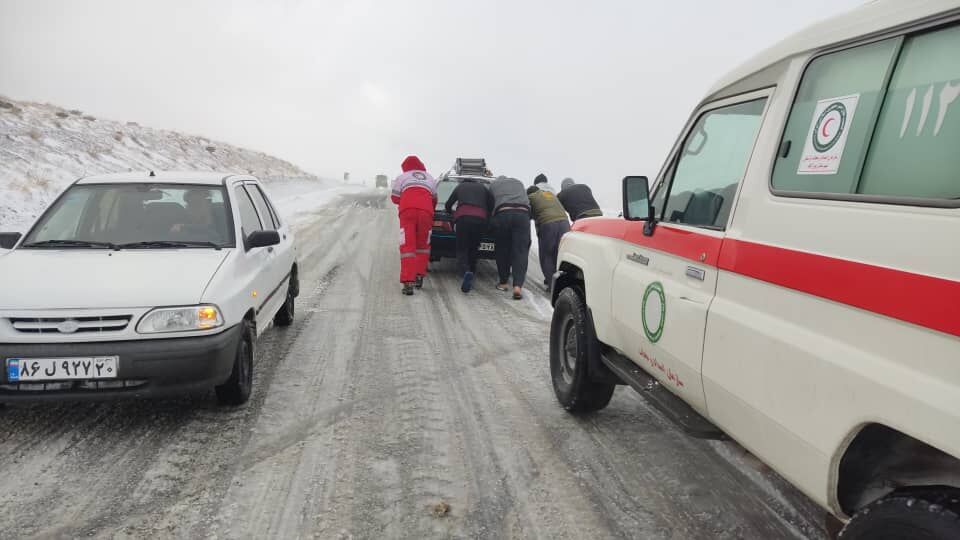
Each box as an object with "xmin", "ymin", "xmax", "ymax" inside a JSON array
[
  {"xmin": 771, "ymin": 39, "xmax": 900, "ymax": 194},
  {"xmin": 660, "ymin": 98, "xmax": 766, "ymax": 229},
  {"xmin": 859, "ymin": 25, "xmax": 960, "ymax": 199}
]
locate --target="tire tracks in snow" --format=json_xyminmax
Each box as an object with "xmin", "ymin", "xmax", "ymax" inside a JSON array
[{"xmin": 0, "ymin": 191, "xmax": 829, "ymax": 539}]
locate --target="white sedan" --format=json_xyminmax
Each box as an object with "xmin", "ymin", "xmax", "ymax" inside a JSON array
[{"xmin": 0, "ymin": 171, "xmax": 298, "ymax": 405}]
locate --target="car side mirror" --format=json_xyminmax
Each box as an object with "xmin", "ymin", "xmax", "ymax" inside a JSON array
[
  {"xmin": 0, "ymin": 232, "xmax": 22, "ymax": 249},
  {"xmin": 622, "ymin": 176, "xmax": 656, "ymax": 236},
  {"xmin": 246, "ymin": 230, "xmax": 280, "ymax": 250}
]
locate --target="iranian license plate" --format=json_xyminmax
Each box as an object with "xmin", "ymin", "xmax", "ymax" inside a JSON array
[
  {"xmin": 6, "ymin": 357, "xmax": 119, "ymax": 382},
  {"xmin": 479, "ymin": 242, "xmax": 495, "ymax": 251}
]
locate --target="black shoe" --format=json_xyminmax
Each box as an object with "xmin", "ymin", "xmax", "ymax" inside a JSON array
[
  {"xmin": 415, "ymin": 276, "xmax": 424, "ymax": 289},
  {"xmin": 402, "ymin": 283, "xmax": 414, "ymax": 296}
]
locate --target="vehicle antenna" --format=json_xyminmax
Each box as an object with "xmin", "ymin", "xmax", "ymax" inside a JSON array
[{"xmin": 148, "ymin": 170, "xmax": 156, "ymax": 177}]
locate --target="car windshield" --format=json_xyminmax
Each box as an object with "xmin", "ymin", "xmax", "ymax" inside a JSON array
[{"xmin": 21, "ymin": 183, "xmax": 233, "ymax": 249}]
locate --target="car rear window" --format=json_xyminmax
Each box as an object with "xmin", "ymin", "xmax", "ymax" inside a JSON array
[{"xmin": 436, "ymin": 181, "xmax": 458, "ymax": 204}]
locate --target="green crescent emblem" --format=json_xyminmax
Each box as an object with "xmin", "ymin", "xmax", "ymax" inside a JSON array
[{"xmin": 641, "ymin": 281, "xmax": 666, "ymax": 343}]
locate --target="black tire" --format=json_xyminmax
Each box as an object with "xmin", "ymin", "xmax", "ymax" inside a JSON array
[
  {"xmin": 273, "ymin": 275, "xmax": 296, "ymax": 327},
  {"xmin": 550, "ymin": 287, "xmax": 616, "ymax": 413},
  {"xmin": 215, "ymin": 320, "xmax": 254, "ymax": 406},
  {"xmin": 840, "ymin": 488, "xmax": 960, "ymax": 540}
]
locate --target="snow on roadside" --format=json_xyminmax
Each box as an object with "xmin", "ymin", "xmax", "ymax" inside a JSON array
[
  {"xmin": 0, "ymin": 95, "xmax": 324, "ymax": 231},
  {"xmin": 264, "ymin": 180, "xmax": 372, "ymax": 226}
]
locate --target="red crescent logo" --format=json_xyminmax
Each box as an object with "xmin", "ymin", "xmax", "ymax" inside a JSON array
[{"xmin": 821, "ymin": 117, "xmax": 835, "ymax": 138}]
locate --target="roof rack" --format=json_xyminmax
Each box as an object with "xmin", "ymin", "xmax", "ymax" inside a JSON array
[{"xmin": 455, "ymin": 158, "xmax": 486, "ymax": 176}]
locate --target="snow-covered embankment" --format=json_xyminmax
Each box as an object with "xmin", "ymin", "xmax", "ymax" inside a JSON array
[{"xmin": 0, "ymin": 96, "xmax": 343, "ymax": 230}]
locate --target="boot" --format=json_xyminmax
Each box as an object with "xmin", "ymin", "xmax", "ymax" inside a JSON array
[
  {"xmin": 461, "ymin": 271, "xmax": 474, "ymax": 293},
  {"xmin": 415, "ymin": 275, "xmax": 424, "ymax": 289},
  {"xmin": 402, "ymin": 283, "xmax": 415, "ymax": 296}
]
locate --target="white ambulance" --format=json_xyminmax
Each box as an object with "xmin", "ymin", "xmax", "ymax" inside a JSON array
[{"xmin": 549, "ymin": 1, "xmax": 960, "ymax": 537}]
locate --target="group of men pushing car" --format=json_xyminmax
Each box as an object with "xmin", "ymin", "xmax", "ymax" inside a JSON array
[{"xmin": 391, "ymin": 155, "xmax": 602, "ymax": 299}]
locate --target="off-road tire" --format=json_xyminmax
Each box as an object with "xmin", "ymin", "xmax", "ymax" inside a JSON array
[
  {"xmin": 839, "ymin": 488, "xmax": 960, "ymax": 540},
  {"xmin": 550, "ymin": 287, "xmax": 616, "ymax": 413},
  {"xmin": 215, "ymin": 320, "xmax": 254, "ymax": 406},
  {"xmin": 273, "ymin": 273, "xmax": 297, "ymax": 327}
]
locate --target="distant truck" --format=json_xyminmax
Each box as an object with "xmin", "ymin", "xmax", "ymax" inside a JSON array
[{"xmin": 375, "ymin": 174, "xmax": 388, "ymax": 188}]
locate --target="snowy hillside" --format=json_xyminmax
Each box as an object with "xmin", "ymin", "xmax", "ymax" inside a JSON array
[{"xmin": 0, "ymin": 96, "xmax": 322, "ymax": 230}]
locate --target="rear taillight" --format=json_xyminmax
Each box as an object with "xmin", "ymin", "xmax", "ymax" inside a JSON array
[{"xmin": 433, "ymin": 220, "xmax": 453, "ymax": 232}]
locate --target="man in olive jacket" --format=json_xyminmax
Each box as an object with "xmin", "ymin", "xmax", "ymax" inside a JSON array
[{"xmin": 527, "ymin": 184, "xmax": 570, "ymax": 290}]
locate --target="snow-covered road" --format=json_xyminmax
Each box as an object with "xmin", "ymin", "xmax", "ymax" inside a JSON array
[{"xmin": 0, "ymin": 191, "xmax": 833, "ymax": 539}]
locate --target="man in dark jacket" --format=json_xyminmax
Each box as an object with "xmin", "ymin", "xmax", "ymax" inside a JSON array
[
  {"xmin": 557, "ymin": 178, "xmax": 603, "ymax": 222},
  {"xmin": 489, "ymin": 176, "xmax": 531, "ymax": 300},
  {"xmin": 444, "ymin": 178, "xmax": 494, "ymax": 293},
  {"xmin": 527, "ymin": 185, "xmax": 570, "ymax": 290}
]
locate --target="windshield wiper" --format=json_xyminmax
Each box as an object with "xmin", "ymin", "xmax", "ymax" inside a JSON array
[
  {"xmin": 115, "ymin": 240, "xmax": 223, "ymax": 250},
  {"xmin": 21, "ymin": 239, "xmax": 118, "ymax": 249}
]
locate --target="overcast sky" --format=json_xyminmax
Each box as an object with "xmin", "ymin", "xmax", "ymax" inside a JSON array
[{"xmin": 0, "ymin": 0, "xmax": 864, "ymax": 207}]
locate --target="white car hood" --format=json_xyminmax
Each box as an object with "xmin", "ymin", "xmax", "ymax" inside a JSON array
[{"xmin": 0, "ymin": 249, "xmax": 231, "ymax": 309}]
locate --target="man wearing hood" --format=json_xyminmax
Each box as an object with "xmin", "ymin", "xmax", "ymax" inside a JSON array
[
  {"xmin": 533, "ymin": 173, "xmax": 557, "ymax": 194},
  {"xmin": 391, "ymin": 155, "xmax": 438, "ymax": 295},
  {"xmin": 527, "ymin": 184, "xmax": 569, "ymax": 290},
  {"xmin": 557, "ymin": 178, "xmax": 603, "ymax": 222},
  {"xmin": 489, "ymin": 176, "xmax": 531, "ymax": 300},
  {"xmin": 444, "ymin": 177, "xmax": 494, "ymax": 293}
]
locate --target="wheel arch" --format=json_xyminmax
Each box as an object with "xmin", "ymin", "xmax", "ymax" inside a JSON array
[
  {"xmin": 242, "ymin": 308, "xmax": 257, "ymax": 336},
  {"xmin": 834, "ymin": 422, "xmax": 960, "ymax": 518},
  {"xmin": 552, "ymin": 261, "xmax": 585, "ymax": 306}
]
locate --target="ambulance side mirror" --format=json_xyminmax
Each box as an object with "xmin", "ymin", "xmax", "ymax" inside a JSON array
[{"xmin": 623, "ymin": 176, "xmax": 656, "ymax": 236}]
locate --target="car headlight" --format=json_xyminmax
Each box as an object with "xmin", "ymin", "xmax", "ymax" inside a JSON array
[{"xmin": 136, "ymin": 305, "xmax": 224, "ymax": 334}]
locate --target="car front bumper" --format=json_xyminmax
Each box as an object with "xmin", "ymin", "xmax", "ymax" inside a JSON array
[{"xmin": 0, "ymin": 324, "xmax": 241, "ymax": 401}]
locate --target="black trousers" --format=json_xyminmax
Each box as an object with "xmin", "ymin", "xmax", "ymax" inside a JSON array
[
  {"xmin": 491, "ymin": 210, "xmax": 531, "ymax": 287},
  {"xmin": 537, "ymin": 219, "xmax": 570, "ymax": 285},
  {"xmin": 455, "ymin": 216, "xmax": 487, "ymax": 275}
]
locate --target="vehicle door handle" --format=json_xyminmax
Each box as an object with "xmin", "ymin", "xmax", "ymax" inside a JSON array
[
  {"xmin": 685, "ymin": 266, "xmax": 705, "ymax": 281},
  {"xmin": 627, "ymin": 252, "xmax": 649, "ymax": 265}
]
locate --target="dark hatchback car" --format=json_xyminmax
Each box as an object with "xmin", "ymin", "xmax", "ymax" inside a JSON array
[{"xmin": 430, "ymin": 175, "xmax": 497, "ymax": 262}]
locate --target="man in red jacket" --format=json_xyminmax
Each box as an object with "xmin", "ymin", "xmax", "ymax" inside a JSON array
[{"xmin": 391, "ymin": 155, "xmax": 438, "ymax": 295}]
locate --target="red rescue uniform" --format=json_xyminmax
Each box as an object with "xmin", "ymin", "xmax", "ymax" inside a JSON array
[{"xmin": 391, "ymin": 156, "xmax": 438, "ymax": 284}]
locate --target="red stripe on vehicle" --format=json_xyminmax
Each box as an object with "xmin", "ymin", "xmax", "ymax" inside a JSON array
[
  {"xmin": 571, "ymin": 218, "xmax": 627, "ymax": 240},
  {"xmin": 718, "ymin": 239, "xmax": 960, "ymax": 338},
  {"xmin": 572, "ymin": 220, "xmax": 724, "ymax": 265},
  {"xmin": 623, "ymin": 224, "xmax": 724, "ymax": 266},
  {"xmin": 572, "ymin": 220, "xmax": 960, "ymax": 337}
]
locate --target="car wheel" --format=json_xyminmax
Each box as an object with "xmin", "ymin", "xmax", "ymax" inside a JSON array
[
  {"xmin": 839, "ymin": 488, "xmax": 960, "ymax": 540},
  {"xmin": 550, "ymin": 287, "xmax": 615, "ymax": 413},
  {"xmin": 273, "ymin": 276, "xmax": 296, "ymax": 327},
  {"xmin": 215, "ymin": 320, "xmax": 254, "ymax": 406}
]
